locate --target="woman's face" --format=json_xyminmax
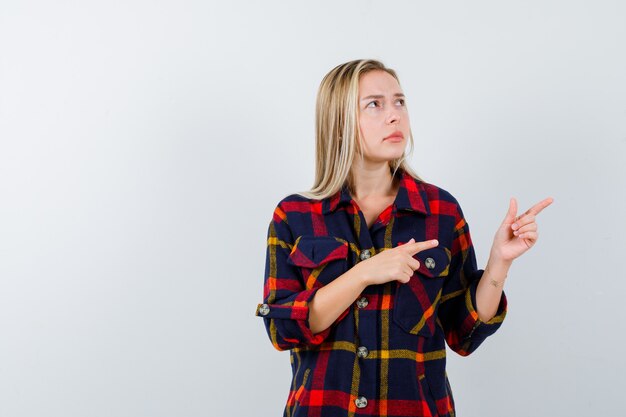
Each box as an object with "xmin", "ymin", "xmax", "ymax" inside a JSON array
[{"xmin": 357, "ymin": 70, "xmax": 410, "ymax": 164}]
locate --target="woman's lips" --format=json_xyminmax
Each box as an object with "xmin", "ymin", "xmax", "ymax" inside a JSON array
[{"xmin": 384, "ymin": 132, "xmax": 404, "ymax": 142}]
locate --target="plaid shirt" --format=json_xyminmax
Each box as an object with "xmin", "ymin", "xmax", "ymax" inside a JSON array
[{"xmin": 255, "ymin": 167, "xmax": 507, "ymax": 417}]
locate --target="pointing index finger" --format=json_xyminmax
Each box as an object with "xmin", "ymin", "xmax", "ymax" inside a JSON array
[
  {"xmin": 526, "ymin": 197, "xmax": 554, "ymax": 216},
  {"xmin": 401, "ymin": 239, "xmax": 439, "ymax": 255}
]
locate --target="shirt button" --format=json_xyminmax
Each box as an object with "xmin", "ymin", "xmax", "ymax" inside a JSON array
[
  {"xmin": 359, "ymin": 249, "xmax": 371, "ymax": 261},
  {"xmin": 355, "ymin": 396, "xmax": 368, "ymax": 408},
  {"xmin": 357, "ymin": 346, "xmax": 369, "ymax": 358},
  {"xmin": 424, "ymin": 257, "xmax": 436, "ymax": 270},
  {"xmin": 356, "ymin": 297, "xmax": 369, "ymax": 309},
  {"xmin": 258, "ymin": 303, "xmax": 270, "ymax": 316}
]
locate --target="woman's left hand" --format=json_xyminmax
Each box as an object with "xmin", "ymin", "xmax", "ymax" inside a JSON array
[{"xmin": 490, "ymin": 197, "xmax": 554, "ymax": 263}]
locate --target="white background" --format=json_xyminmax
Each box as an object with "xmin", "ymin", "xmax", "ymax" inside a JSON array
[{"xmin": 1, "ymin": 1, "xmax": 625, "ymax": 416}]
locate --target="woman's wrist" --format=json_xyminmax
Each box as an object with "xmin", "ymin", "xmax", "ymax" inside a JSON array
[
  {"xmin": 484, "ymin": 252, "xmax": 513, "ymax": 287},
  {"xmin": 475, "ymin": 254, "xmax": 512, "ymax": 322},
  {"xmin": 351, "ymin": 262, "xmax": 372, "ymax": 288}
]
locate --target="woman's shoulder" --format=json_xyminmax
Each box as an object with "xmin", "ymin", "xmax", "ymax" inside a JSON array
[
  {"xmin": 267, "ymin": 192, "xmax": 319, "ymax": 221},
  {"xmin": 273, "ymin": 192, "xmax": 317, "ymax": 208},
  {"xmin": 413, "ymin": 177, "xmax": 462, "ymax": 208}
]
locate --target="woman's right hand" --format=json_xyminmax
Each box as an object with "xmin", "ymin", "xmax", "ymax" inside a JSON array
[{"xmin": 354, "ymin": 238, "xmax": 439, "ymax": 286}]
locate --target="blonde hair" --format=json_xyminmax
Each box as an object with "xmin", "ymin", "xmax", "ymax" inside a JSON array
[{"xmin": 296, "ymin": 59, "xmax": 423, "ymax": 200}]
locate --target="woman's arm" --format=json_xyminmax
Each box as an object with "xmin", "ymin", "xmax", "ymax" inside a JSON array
[
  {"xmin": 307, "ymin": 266, "xmax": 368, "ymax": 334},
  {"xmin": 476, "ymin": 196, "xmax": 553, "ymax": 322},
  {"xmin": 308, "ymin": 238, "xmax": 434, "ymax": 334},
  {"xmin": 256, "ymin": 203, "xmax": 346, "ymax": 351},
  {"xmin": 476, "ymin": 257, "xmax": 512, "ymax": 322}
]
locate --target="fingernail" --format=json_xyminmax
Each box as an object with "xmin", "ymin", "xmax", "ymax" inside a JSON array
[
  {"xmin": 511, "ymin": 223, "xmax": 518, "ymax": 230},
  {"xmin": 432, "ymin": 239, "xmax": 438, "ymax": 245},
  {"xmin": 513, "ymin": 230, "xmax": 519, "ymax": 236}
]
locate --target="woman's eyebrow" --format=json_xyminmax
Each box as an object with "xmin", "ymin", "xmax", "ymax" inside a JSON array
[{"xmin": 360, "ymin": 93, "xmax": 405, "ymax": 101}]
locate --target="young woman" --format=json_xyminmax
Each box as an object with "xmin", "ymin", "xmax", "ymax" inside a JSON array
[{"xmin": 255, "ymin": 59, "xmax": 553, "ymax": 417}]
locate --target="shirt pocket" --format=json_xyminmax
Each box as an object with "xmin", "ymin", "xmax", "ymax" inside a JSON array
[
  {"xmin": 286, "ymin": 235, "xmax": 349, "ymax": 290},
  {"xmin": 393, "ymin": 246, "xmax": 451, "ymax": 338}
]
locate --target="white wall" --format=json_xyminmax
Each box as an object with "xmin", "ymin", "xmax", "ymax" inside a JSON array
[{"xmin": 1, "ymin": 1, "xmax": 624, "ymax": 416}]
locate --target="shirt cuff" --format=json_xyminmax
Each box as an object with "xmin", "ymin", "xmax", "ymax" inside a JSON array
[
  {"xmin": 462, "ymin": 272, "xmax": 508, "ymax": 341},
  {"xmin": 255, "ymin": 287, "xmax": 333, "ymax": 347}
]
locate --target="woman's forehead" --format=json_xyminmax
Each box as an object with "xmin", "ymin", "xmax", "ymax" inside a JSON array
[{"xmin": 359, "ymin": 70, "xmax": 402, "ymax": 96}]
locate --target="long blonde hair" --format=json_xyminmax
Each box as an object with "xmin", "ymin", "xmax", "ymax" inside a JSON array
[{"xmin": 296, "ymin": 59, "xmax": 423, "ymax": 200}]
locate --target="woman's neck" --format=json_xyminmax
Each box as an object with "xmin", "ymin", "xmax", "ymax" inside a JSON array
[{"xmin": 350, "ymin": 165, "xmax": 400, "ymax": 201}]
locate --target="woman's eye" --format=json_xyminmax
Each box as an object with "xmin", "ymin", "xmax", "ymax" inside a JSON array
[
  {"xmin": 366, "ymin": 101, "xmax": 379, "ymax": 108},
  {"xmin": 396, "ymin": 98, "xmax": 406, "ymax": 106}
]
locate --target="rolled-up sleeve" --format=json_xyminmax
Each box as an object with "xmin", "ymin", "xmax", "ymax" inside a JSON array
[
  {"xmin": 254, "ymin": 204, "xmax": 333, "ymax": 351},
  {"xmin": 437, "ymin": 202, "xmax": 508, "ymax": 356}
]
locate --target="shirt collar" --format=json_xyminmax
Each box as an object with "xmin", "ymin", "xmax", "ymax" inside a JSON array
[{"xmin": 322, "ymin": 167, "xmax": 430, "ymax": 216}]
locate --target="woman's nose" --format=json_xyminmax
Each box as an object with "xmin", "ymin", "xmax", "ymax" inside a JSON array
[{"xmin": 386, "ymin": 109, "xmax": 401, "ymax": 125}]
